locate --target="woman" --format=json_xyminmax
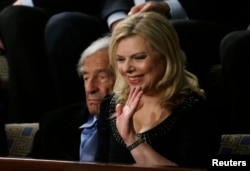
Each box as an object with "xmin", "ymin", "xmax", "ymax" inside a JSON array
[{"xmin": 96, "ymin": 12, "xmax": 220, "ymax": 168}]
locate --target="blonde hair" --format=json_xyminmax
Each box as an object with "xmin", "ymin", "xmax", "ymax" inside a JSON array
[{"xmin": 110, "ymin": 12, "xmax": 204, "ymax": 110}]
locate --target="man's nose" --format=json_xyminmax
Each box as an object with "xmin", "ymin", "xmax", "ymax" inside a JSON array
[{"xmin": 85, "ymin": 78, "xmax": 98, "ymax": 93}]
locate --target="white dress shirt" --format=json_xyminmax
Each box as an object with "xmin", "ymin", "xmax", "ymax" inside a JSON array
[{"xmin": 21, "ymin": 0, "xmax": 34, "ymax": 6}]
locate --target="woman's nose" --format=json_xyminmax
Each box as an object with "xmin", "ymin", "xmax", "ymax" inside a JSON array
[{"xmin": 123, "ymin": 60, "xmax": 135, "ymax": 73}]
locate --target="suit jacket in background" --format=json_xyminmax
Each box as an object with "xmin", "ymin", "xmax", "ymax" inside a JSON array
[
  {"xmin": 102, "ymin": 0, "xmax": 250, "ymax": 29},
  {"xmin": 28, "ymin": 102, "xmax": 89, "ymax": 161},
  {"xmin": 179, "ymin": 0, "xmax": 250, "ymax": 29},
  {"xmin": 102, "ymin": 0, "xmax": 134, "ymax": 20},
  {"xmin": 31, "ymin": 0, "xmax": 105, "ymax": 16},
  {"xmin": 0, "ymin": 0, "xmax": 14, "ymax": 11}
]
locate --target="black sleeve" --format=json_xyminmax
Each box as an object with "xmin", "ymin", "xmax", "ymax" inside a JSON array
[
  {"xmin": 28, "ymin": 103, "xmax": 89, "ymax": 161},
  {"xmin": 101, "ymin": 0, "xmax": 134, "ymax": 19},
  {"xmin": 95, "ymin": 94, "xmax": 113, "ymax": 162},
  {"xmin": 32, "ymin": 0, "xmax": 104, "ymax": 15},
  {"xmin": 27, "ymin": 112, "xmax": 47, "ymax": 158},
  {"xmin": 27, "ymin": 128, "xmax": 42, "ymax": 158},
  {"xmin": 0, "ymin": 0, "xmax": 14, "ymax": 11}
]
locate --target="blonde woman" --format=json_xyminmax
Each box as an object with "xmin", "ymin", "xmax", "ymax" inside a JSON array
[{"xmin": 96, "ymin": 12, "xmax": 220, "ymax": 168}]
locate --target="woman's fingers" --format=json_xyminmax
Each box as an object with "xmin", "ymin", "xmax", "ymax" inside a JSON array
[
  {"xmin": 116, "ymin": 103, "xmax": 123, "ymax": 118},
  {"xmin": 126, "ymin": 87, "xmax": 142, "ymax": 107}
]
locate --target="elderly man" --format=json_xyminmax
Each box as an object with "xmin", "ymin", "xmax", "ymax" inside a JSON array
[{"xmin": 28, "ymin": 35, "xmax": 115, "ymax": 161}]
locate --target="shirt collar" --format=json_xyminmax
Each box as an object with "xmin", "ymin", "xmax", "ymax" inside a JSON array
[{"xmin": 79, "ymin": 115, "xmax": 97, "ymax": 129}]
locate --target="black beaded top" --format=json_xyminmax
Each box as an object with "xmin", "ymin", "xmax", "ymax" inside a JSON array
[
  {"xmin": 96, "ymin": 92, "xmax": 220, "ymax": 167},
  {"xmin": 109, "ymin": 93, "xmax": 201, "ymax": 147}
]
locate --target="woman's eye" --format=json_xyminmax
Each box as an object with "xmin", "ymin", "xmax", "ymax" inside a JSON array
[
  {"xmin": 116, "ymin": 57, "xmax": 125, "ymax": 62},
  {"xmin": 135, "ymin": 55, "xmax": 147, "ymax": 60}
]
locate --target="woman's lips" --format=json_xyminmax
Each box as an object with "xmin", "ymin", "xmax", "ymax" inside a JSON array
[{"xmin": 128, "ymin": 76, "xmax": 143, "ymax": 84}]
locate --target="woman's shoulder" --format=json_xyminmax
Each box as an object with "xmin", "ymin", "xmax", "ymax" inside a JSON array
[
  {"xmin": 174, "ymin": 92, "xmax": 214, "ymax": 127},
  {"xmin": 160, "ymin": 92, "xmax": 208, "ymax": 128},
  {"xmin": 180, "ymin": 92, "xmax": 207, "ymax": 111}
]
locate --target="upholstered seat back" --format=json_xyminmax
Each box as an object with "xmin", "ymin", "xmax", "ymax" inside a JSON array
[
  {"xmin": 219, "ymin": 134, "xmax": 250, "ymax": 155},
  {"xmin": 5, "ymin": 123, "xmax": 39, "ymax": 157}
]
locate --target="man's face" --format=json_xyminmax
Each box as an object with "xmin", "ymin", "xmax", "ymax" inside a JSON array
[{"xmin": 82, "ymin": 49, "xmax": 115, "ymax": 115}]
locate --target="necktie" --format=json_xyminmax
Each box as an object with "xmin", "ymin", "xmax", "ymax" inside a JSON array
[{"xmin": 79, "ymin": 115, "xmax": 98, "ymax": 162}]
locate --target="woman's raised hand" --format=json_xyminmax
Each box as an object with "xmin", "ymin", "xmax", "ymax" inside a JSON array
[{"xmin": 115, "ymin": 87, "xmax": 143, "ymax": 144}]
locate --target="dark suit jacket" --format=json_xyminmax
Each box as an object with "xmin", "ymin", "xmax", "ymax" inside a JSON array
[
  {"xmin": 102, "ymin": 0, "xmax": 134, "ymax": 20},
  {"xmin": 0, "ymin": 0, "xmax": 14, "ymax": 11},
  {"xmin": 179, "ymin": 0, "xmax": 250, "ymax": 29},
  {"xmin": 32, "ymin": 0, "xmax": 105, "ymax": 15},
  {"xmin": 28, "ymin": 102, "xmax": 89, "ymax": 161},
  {"xmin": 102, "ymin": 0, "xmax": 250, "ymax": 29}
]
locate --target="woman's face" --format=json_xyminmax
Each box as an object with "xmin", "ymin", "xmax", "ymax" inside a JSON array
[{"xmin": 116, "ymin": 35, "xmax": 165, "ymax": 94}]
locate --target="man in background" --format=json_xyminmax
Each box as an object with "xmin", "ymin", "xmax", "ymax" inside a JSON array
[{"xmin": 28, "ymin": 35, "xmax": 115, "ymax": 161}]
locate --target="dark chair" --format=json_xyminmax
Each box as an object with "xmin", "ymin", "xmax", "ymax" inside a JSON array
[{"xmin": 171, "ymin": 19, "xmax": 234, "ymax": 134}]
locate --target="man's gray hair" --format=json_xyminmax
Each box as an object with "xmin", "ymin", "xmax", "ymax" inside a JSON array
[{"xmin": 77, "ymin": 34, "xmax": 111, "ymax": 76}]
